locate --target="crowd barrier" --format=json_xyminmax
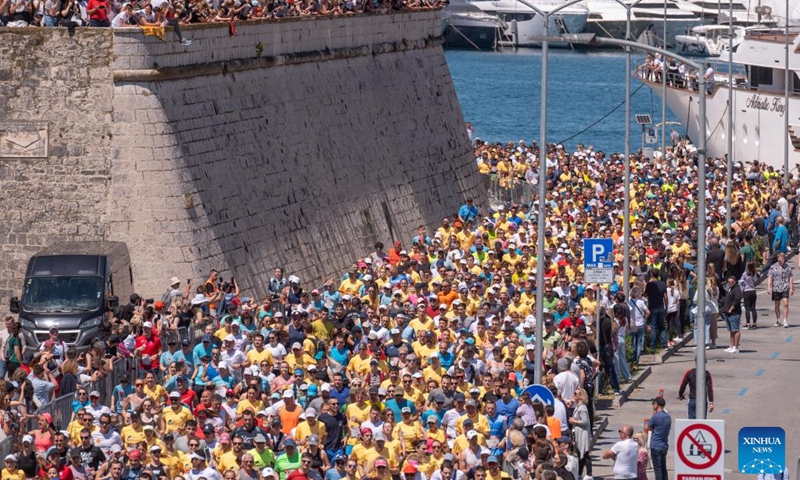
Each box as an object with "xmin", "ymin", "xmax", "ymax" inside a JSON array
[{"xmin": 487, "ymin": 174, "xmax": 536, "ymax": 206}]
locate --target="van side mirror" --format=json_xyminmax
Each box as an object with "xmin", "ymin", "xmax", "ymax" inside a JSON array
[
  {"xmin": 108, "ymin": 295, "xmax": 119, "ymax": 311},
  {"xmin": 9, "ymin": 297, "xmax": 20, "ymax": 314}
]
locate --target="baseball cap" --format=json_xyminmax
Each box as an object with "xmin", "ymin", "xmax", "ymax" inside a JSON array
[
  {"xmin": 467, "ymin": 430, "xmax": 478, "ymax": 440},
  {"xmin": 284, "ymin": 438, "xmax": 297, "ymax": 447},
  {"xmin": 262, "ymin": 468, "xmax": 277, "ymax": 478},
  {"xmin": 283, "ymin": 390, "xmax": 294, "ymax": 399}
]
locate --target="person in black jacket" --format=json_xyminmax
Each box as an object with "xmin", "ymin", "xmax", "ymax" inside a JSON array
[
  {"xmin": 678, "ymin": 364, "xmax": 714, "ymax": 419},
  {"xmin": 722, "ymin": 275, "xmax": 743, "ymax": 354}
]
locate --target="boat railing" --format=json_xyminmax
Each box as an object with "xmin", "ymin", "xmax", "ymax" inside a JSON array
[{"xmin": 632, "ymin": 58, "xmax": 748, "ymax": 96}]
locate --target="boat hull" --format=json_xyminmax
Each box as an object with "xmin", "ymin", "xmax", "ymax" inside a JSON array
[
  {"xmin": 645, "ymin": 80, "xmax": 800, "ymax": 168},
  {"xmin": 444, "ymin": 22, "xmax": 499, "ymax": 50},
  {"xmin": 636, "ymin": 18, "xmax": 707, "ymax": 48},
  {"xmin": 582, "ymin": 19, "xmax": 651, "ymax": 43}
]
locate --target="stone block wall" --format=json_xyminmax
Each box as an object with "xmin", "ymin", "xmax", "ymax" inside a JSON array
[
  {"xmin": 0, "ymin": 28, "xmax": 115, "ymax": 302},
  {"xmin": 0, "ymin": 12, "xmax": 484, "ymax": 302}
]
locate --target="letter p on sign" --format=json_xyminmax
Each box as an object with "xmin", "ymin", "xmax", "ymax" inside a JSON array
[{"xmin": 592, "ymin": 244, "xmax": 603, "ymax": 262}]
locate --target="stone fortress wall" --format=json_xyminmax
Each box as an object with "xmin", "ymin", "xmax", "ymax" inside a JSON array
[{"xmin": 0, "ymin": 11, "xmax": 484, "ymax": 301}]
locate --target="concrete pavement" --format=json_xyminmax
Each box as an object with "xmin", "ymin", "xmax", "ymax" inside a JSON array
[{"xmin": 590, "ymin": 279, "xmax": 800, "ymax": 480}]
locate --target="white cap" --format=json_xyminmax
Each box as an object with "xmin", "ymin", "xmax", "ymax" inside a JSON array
[
  {"xmin": 304, "ymin": 408, "xmax": 317, "ymax": 417},
  {"xmin": 218, "ymin": 361, "xmax": 228, "ymax": 369},
  {"xmin": 4, "ymin": 454, "xmax": 15, "ymax": 462},
  {"xmin": 262, "ymin": 468, "xmax": 277, "ymax": 478},
  {"xmin": 143, "ymin": 321, "xmax": 153, "ymax": 328},
  {"xmin": 320, "ymin": 383, "xmax": 331, "ymax": 392},
  {"xmin": 282, "ymin": 390, "xmax": 294, "ymax": 399},
  {"xmin": 291, "ymin": 342, "xmax": 302, "ymax": 350},
  {"xmin": 149, "ymin": 445, "xmax": 162, "ymax": 452},
  {"xmin": 22, "ymin": 435, "xmax": 33, "ymax": 444},
  {"xmin": 224, "ymin": 334, "xmax": 235, "ymax": 342},
  {"xmin": 288, "ymin": 275, "xmax": 300, "ymax": 284},
  {"xmin": 390, "ymin": 328, "xmax": 400, "ymax": 335},
  {"xmin": 467, "ymin": 430, "xmax": 479, "ymax": 439}
]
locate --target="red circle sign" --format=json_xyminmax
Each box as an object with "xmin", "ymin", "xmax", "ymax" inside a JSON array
[{"xmin": 677, "ymin": 424, "xmax": 723, "ymax": 470}]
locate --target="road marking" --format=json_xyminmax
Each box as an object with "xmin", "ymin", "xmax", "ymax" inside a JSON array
[
  {"xmin": 739, "ymin": 388, "xmax": 748, "ymax": 396},
  {"xmin": 786, "ymin": 335, "xmax": 793, "ymax": 343},
  {"xmin": 721, "ymin": 409, "xmax": 731, "ymax": 415},
  {"xmin": 755, "ymin": 369, "xmax": 764, "ymax": 377},
  {"xmin": 771, "ymin": 351, "xmax": 781, "ymax": 359}
]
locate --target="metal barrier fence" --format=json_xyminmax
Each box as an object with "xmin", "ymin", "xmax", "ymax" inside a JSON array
[{"xmin": 486, "ymin": 175, "xmax": 536, "ymax": 206}]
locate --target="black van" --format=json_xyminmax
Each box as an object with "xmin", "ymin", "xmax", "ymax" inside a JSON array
[{"xmin": 9, "ymin": 242, "xmax": 134, "ymax": 351}]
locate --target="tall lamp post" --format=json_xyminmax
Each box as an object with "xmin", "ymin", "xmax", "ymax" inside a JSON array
[
  {"xmin": 613, "ymin": 0, "xmax": 644, "ymax": 298},
  {"xmin": 533, "ymin": 33, "xmax": 710, "ymax": 416},
  {"xmin": 785, "ymin": 0, "xmax": 790, "ymax": 184},
  {"xmin": 662, "ymin": 0, "xmax": 668, "ymax": 160},
  {"xmin": 726, "ymin": 0, "xmax": 733, "ymax": 232},
  {"xmin": 516, "ymin": 0, "xmax": 585, "ymax": 385}
]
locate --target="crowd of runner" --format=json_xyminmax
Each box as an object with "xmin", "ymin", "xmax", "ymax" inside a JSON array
[{"xmin": 0, "ymin": 134, "xmax": 797, "ymax": 480}]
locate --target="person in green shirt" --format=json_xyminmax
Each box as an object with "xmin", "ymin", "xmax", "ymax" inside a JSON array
[
  {"xmin": 248, "ymin": 434, "xmax": 275, "ymax": 469},
  {"xmin": 739, "ymin": 234, "xmax": 756, "ymax": 265},
  {"xmin": 6, "ymin": 322, "xmax": 22, "ymax": 378},
  {"xmin": 274, "ymin": 439, "xmax": 302, "ymax": 480}
]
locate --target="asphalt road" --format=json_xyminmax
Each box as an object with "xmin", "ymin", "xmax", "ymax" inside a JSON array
[{"xmin": 591, "ymin": 276, "xmax": 800, "ymax": 480}]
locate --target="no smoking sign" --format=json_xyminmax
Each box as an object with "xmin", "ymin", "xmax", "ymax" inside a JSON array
[{"xmin": 674, "ymin": 419, "xmax": 725, "ymax": 480}]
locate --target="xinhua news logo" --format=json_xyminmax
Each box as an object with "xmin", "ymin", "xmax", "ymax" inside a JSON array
[{"xmin": 738, "ymin": 427, "xmax": 786, "ymax": 475}]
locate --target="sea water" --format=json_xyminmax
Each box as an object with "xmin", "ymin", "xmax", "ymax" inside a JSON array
[{"xmin": 445, "ymin": 48, "xmax": 685, "ymax": 154}]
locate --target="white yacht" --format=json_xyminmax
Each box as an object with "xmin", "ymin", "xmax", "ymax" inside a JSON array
[
  {"xmin": 636, "ymin": 28, "xmax": 800, "ymax": 168},
  {"xmin": 468, "ymin": 0, "xmax": 590, "ymax": 47},
  {"xmin": 633, "ymin": 0, "xmax": 707, "ymax": 48},
  {"xmin": 443, "ymin": 0, "xmax": 507, "ymax": 50},
  {"xmin": 583, "ymin": 0, "xmax": 652, "ymax": 42},
  {"xmin": 679, "ymin": 0, "xmax": 778, "ymax": 26},
  {"xmin": 674, "ymin": 24, "xmax": 745, "ymax": 56}
]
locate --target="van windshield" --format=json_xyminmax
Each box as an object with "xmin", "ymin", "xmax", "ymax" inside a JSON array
[{"xmin": 22, "ymin": 276, "xmax": 104, "ymax": 313}]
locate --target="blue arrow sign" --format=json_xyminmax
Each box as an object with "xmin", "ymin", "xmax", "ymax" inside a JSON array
[{"xmin": 521, "ymin": 384, "xmax": 555, "ymax": 406}]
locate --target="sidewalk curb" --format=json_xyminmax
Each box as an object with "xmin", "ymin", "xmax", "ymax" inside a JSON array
[
  {"xmin": 616, "ymin": 365, "xmax": 652, "ymax": 407},
  {"xmin": 639, "ymin": 331, "xmax": 695, "ymax": 365},
  {"xmin": 589, "ymin": 415, "xmax": 609, "ymax": 451}
]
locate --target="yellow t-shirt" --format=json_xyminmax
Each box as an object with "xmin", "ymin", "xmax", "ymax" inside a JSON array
[
  {"xmin": 218, "ymin": 450, "xmax": 240, "ymax": 473},
  {"xmin": 394, "ymin": 422, "xmax": 424, "ymax": 451},
  {"xmin": 1, "ymin": 469, "xmax": 25, "ymax": 480},
  {"xmin": 350, "ymin": 443, "xmax": 380, "ymax": 468},
  {"xmin": 236, "ymin": 398, "xmax": 264, "ymax": 416},
  {"xmin": 162, "ymin": 406, "xmax": 193, "ymax": 433},
  {"xmin": 246, "ymin": 348, "xmax": 274, "ymax": 368},
  {"xmin": 121, "ymin": 424, "xmax": 145, "ymax": 448},
  {"xmin": 339, "ymin": 279, "xmax": 365, "ymax": 296},
  {"xmin": 293, "ymin": 420, "xmax": 327, "ymax": 442},
  {"xmin": 144, "ymin": 384, "xmax": 168, "ymax": 403}
]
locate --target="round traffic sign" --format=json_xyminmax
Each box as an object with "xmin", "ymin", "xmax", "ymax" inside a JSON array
[{"xmin": 677, "ymin": 424, "xmax": 723, "ymax": 470}]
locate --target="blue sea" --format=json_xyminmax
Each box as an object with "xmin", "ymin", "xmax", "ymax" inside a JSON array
[{"xmin": 445, "ymin": 48, "xmax": 684, "ymax": 154}]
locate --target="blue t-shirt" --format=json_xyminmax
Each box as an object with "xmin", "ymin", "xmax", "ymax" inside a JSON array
[
  {"xmin": 329, "ymin": 387, "xmax": 350, "ymax": 407},
  {"xmin": 160, "ymin": 350, "xmax": 179, "ymax": 370},
  {"xmin": 495, "ymin": 397, "xmax": 520, "ymax": 419},
  {"xmin": 111, "ymin": 384, "xmax": 133, "ymax": 414},
  {"xmin": 648, "ymin": 410, "xmax": 672, "ymax": 450},
  {"xmin": 172, "ymin": 349, "xmax": 194, "ymax": 372},
  {"xmin": 325, "ymin": 469, "xmax": 346, "ymax": 480}
]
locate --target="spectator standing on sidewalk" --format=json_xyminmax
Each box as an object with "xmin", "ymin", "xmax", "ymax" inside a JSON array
[
  {"xmin": 723, "ymin": 276, "xmax": 743, "ymax": 353},
  {"xmin": 740, "ymin": 262, "xmax": 758, "ymax": 330},
  {"xmin": 645, "ymin": 397, "xmax": 671, "ymax": 480},
  {"xmin": 644, "ymin": 269, "xmax": 668, "ymax": 350},
  {"xmin": 678, "ymin": 363, "xmax": 714, "ymax": 419},
  {"xmin": 602, "ymin": 425, "xmax": 638, "ymax": 480},
  {"xmin": 766, "ymin": 252, "xmax": 793, "ymax": 328}
]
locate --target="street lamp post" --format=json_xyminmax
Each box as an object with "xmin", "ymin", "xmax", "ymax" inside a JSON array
[
  {"xmin": 613, "ymin": 0, "xmax": 645, "ymax": 298},
  {"xmin": 726, "ymin": 1, "xmax": 733, "ymax": 232},
  {"xmin": 785, "ymin": 0, "xmax": 790, "ymax": 184},
  {"xmin": 516, "ymin": 0, "xmax": 585, "ymax": 385},
  {"xmin": 662, "ymin": 0, "xmax": 667, "ymax": 160}
]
